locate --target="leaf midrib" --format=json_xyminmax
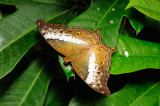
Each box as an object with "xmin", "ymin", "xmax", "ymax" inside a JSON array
[
  {"xmin": 19, "ymin": 59, "xmax": 49, "ymax": 106},
  {"xmin": 129, "ymin": 82, "xmax": 160, "ymax": 106},
  {"xmin": 0, "ymin": 9, "xmax": 70, "ymax": 52},
  {"xmin": 94, "ymin": 0, "xmax": 118, "ymax": 30}
]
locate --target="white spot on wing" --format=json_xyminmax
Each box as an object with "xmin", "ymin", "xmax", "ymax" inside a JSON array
[
  {"xmin": 44, "ymin": 33, "xmax": 86, "ymax": 44},
  {"xmin": 85, "ymin": 52, "xmax": 98, "ymax": 84}
]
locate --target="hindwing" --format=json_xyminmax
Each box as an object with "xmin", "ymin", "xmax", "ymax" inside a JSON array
[{"xmin": 69, "ymin": 44, "xmax": 117, "ymax": 96}]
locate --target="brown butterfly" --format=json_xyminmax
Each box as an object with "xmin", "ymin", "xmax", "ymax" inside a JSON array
[{"xmin": 36, "ymin": 19, "xmax": 117, "ymax": 96}]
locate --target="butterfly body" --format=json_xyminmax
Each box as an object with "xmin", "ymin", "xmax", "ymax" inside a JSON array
[{"xmin": 36, "ymin": 19, "xmax": 117, "ymax": 96}]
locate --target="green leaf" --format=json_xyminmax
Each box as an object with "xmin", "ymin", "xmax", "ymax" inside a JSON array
[
  {"xmin": 68, "ymin": 0, "xmax": 129, "ymax": 47},
  {"xmin": 58, "ymin": 55, "xmax": 74, "ymax": 81},
  {"xmin": 68, "ymin": 70, "xmax": 160, "ymax": 106},
  {"xmin": 125, "ymin": 9, "xmax": 145, "ymax": 35},
  {"xmin": 69, "ymin": 82, "xmax": 160, "ymax": 106},
  {"xmin": 59, "ymin": 0, "xmax": 154, "ymax": 78},
  {"xmin": 0, "ymin": 56, "xmax": 54, "ymax": 106},
  {"xmin": 59, "ymin": 0, "xmax": 130, "ymax": 78},
  {"xmin": 126, "ymin": 0, "xmax": 160, "ymax": 21},
  {"xmin": 44, "ymin": 79, "xmax": 72, "ymax": 106},
  {"xmin": 110, "ymin": 34, "xmax": 160, "ymax": 74},
  {"xmin": 0, "ymin": 0, "xmax": 71, "ymax": 79}
]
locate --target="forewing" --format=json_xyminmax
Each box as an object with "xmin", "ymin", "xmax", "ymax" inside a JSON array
[
  {"xmin": 36, "ymin": 19, "xmax": 101, "ymax": 56},
  {"xmin": 37, "ymin": 19, "xmax": 86, "ymax": 56}
]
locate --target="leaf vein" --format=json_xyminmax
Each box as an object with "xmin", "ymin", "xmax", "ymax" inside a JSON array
[
  {"xmin": 19, "ymin": 59, "xmax": 49, "ymax": 105},
  {"xmin": 129, "ymin": 82, "xmax": 160, "ymax": 106},
  {"xmin": 94, "ymin": 0, "xmax": 118, "ymax": 30}
]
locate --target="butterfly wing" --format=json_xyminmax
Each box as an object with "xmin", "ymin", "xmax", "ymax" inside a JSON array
[
  {"xmin": 36, "ymin": 19, "xmax": 101, "ymax": 56},
  {"xmin": 37, "ymin": 19, "xmax": 74, "ymax": 56},
  {"xmin": 71, "ymin": 44, "xmax": 117, "ymax": 96},
  {"xmin": 36, "ymin": 19, "xmax": 118, "ymax": 96}
]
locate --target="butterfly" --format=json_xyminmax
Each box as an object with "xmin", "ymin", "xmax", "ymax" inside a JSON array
[{"xmin": 36, "ymin": 19, "xmax": 117, "ymax": 96}]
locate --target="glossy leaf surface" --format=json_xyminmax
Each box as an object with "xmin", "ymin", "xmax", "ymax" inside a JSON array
[
  {"xmin": 126, "ymin": 0, "xmax": 160, "ymax": 21},
  {"xmin": 0, "ymin": 0, "xmax": 71, "ymax": 79},
  {"xmin": 68, "ymin": 70, "xmax": 160, "ymax": 106},
  {"xmin": 59, "ymin": 0, "xmax": 160, "ymax": 78},
  {"xmin": 0, "ymin": 56, "xmax": 54, "ymax": 106}
]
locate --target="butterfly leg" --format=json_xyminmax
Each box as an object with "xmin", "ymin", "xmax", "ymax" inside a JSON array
[{"xmin": 71, "ymin": 67, "xmax": 76, "ymax": 80}]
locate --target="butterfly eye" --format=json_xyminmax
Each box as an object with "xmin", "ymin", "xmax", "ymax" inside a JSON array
[
  {"xmin": 89, "ymin": 38, "xmax": 94, "ymax": 42},
  {"xmin": 76, "ymin": 32, "xmax": 80, "ymax": 36},
  {"xmin": 99, "ymin": 61, "xmax": 104, "ymax": 64}
]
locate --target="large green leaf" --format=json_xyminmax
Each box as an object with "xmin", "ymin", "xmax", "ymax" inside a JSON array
[
  {"xmin": 0, "ymin": 55, "xmax": 54, "ymax": 106},
  {"xmin": 110, "ymin": 34, "xmax": 160, "ymax": 74},
  {"xmin": 124, "ymin": 9, "xmax": 145, "ymax": 35},
  {"xmin": 126, "ymin": 0, "xmax": 160, "ymax": 21},
  {"xmin": 44, "ymin": 79, "xmax": 72, "ymax": 106},
  {"xmin": 59, "ymin": 0, "xmax": 158, "ymax": 78},
  {"xmin": 68, "ymin": 70, "xmax": 160, "ymax": 106},
  {"xmin": 0, "ymin": 0, "xmax": 72, "ymax": 79},
  {"xmin": 69, "ymin": 82, "xmax": 160, "ymax": 106},
  {"xmin": 68, "ymin": 0, "xmax": 128, "ymax": 47}
]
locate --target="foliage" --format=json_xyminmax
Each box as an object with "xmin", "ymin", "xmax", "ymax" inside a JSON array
[{"xmin": 0, "ymin": 0, "xmax": 159, "ymax": 105}]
